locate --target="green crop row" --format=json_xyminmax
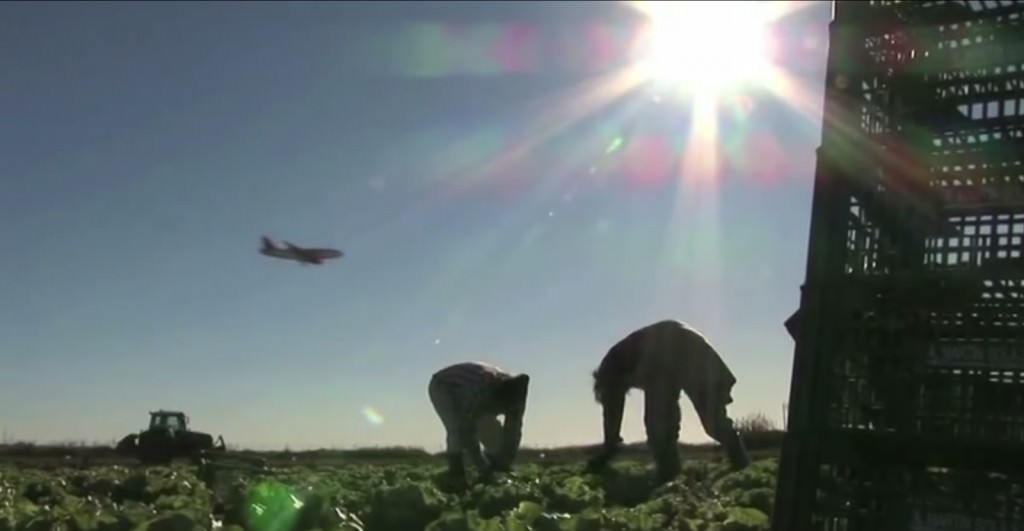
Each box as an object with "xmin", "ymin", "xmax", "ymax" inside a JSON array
[{"xmin": 0, "ymin": 458, "xmax": 777, "ymax": 531}]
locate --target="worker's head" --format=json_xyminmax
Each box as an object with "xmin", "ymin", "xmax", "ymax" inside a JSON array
[
  {"xmin": 492, "ymin": 374, "xmax": 530, "ymax": 409},
  {"xmin": 592, "ymin": 370, "xmax": 612, "ymax": 404},
  {"xmin": 592, "ymin": 366, "xmax": 628, "ymax": 405},
  {"xmin": 591, "ymin": 348, "xmax": 635, "ymax": 404}
]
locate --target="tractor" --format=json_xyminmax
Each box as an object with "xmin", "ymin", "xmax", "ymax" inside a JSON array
[{"xmin": 116, "ymin": 410, "xmax": 226, "ymax": 465}]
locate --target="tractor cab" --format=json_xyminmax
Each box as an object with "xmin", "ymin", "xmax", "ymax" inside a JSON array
[
  {"xmin": 116, "ymin": 409, "xmax": 226, "ymax": 465},
  {"xmin": 149, "ymin": 410, "xmax": 188, "ymax": 432}
]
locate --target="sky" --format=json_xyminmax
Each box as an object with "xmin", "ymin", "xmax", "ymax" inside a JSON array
[{"xmin": 0, "ymin": 1, "xmax": 833, "ymax": 450}]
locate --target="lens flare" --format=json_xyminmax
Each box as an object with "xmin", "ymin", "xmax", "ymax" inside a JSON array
[{"xmin": 361, "ymin": 406, "xmax": 384, "ymax": 426}]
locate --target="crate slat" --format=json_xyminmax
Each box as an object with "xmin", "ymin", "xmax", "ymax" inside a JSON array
[{"xmin": 774, "ymin": 1, "xmax": 1024, "ymax": 529}]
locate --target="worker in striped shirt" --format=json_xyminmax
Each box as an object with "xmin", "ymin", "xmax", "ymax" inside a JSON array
[
  {"xmin": 586, "ymin": 320, "xmax": 750, "ymax": 482},
  {"xmin": 428, "ymin": 362, "xmax": 530, "ymax": 485}
]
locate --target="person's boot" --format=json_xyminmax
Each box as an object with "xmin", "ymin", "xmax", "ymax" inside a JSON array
[
  {"xmin": 723, "ymin": 431, "xmax": 751, "ymax": 470},
  {"xmin": 445, "ymin": 453, "xmax": 467, "ymax": 489}
]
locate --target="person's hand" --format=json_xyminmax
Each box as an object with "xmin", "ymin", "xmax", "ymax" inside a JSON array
[
  {"xmin": 438, "ymin": 470, "xmax": 468, "ymax": 493},
  {"xmin": 474, "ymin": 468, "xmax": 496, "ymax": 485},
  {"xmin": 476, "ymin": 457, "xmax": 504, "ymax": 485},
  {"xmin": 486, "ymin": 454, "xmax": 512, "ymax": 474},
  {"xmin": 584, "ymin": 451, "xmax": 612, "ymax": 473},
  {"xmin": 584, "ymin": 443, "xmax": 621, "ymax": 473}
]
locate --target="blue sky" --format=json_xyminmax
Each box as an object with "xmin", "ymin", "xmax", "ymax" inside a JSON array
[{"xmin": 0, "ymin": 1, "xmax": 832, "ymax": 450}]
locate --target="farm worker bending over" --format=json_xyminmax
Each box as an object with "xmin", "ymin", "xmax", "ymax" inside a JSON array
[
  {"xmin": 428, "ymin": 361, "xmax": 530, "ymax": 484},
  {"xmin": 586, "ymin": 320, "xmax": 750, "ymax": 482}
]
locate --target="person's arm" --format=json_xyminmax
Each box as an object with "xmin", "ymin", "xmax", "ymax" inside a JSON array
[
  {"xmin": 601, "ymin": 390, "xmax": 626, "ymax": 450},
  {"xmin": 585, "ymin": 389, "xmax": 625, "ymax": 472},
  {"xmin": 497, "ymin": 400, "xmax": 526, "ymax": 468},
  {"xmin": 457, "ymin": 399, "xmax": 487, "ymax": 470}
]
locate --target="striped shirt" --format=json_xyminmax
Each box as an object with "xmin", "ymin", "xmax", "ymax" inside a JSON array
[
  {"xmin": 431, "ymin": 361, "xmax": 519, "ymax": 428},
  {"xmin": 602, "ymin": 320, "xmax": 736, "ymax": 397}
]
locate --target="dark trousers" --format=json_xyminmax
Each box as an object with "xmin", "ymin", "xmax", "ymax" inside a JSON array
[
  {"xmin": 645, "ymin": 379, "xmax": 748, "ymax": 480},
  {"xmin": 644, "ymin": 379, "xmax": 683, "ymax": 480}
]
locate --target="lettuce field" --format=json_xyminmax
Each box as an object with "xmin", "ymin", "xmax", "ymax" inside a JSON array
[{"xmin": 0, "ymin": 457, "xmax": 777, "ymax": 530}]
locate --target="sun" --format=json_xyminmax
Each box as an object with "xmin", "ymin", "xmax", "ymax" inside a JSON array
[{"xmin": 629, "ymin": 1, "xmax": 777, "ymax": 99}]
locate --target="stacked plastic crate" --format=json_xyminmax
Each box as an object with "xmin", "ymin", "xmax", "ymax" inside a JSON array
[{"xmin": 773, "ymin": 1, "xmax": 1024, "ymax": 530}]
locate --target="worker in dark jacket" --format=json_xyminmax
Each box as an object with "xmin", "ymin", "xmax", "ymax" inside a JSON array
[
  {"xmin": 586, "ymin": 320, "xmax": 750, "ymax": 482},
  {"xmin": 428, "ymin": 361, "xmax": 530, "ymax": 486}
]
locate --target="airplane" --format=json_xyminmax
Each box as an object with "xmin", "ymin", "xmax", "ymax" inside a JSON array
[{"xmin": 259, "ymin": 236, "xmax": 343, "ymax": 265}]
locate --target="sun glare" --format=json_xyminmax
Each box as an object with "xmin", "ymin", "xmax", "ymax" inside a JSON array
[{"xmin": 631, "ymin": 1, "xmax": 777, "ymax": 99}]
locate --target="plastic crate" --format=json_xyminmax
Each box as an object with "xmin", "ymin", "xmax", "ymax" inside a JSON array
[
  {"xmin": 830, "ymin": 3, "xmax": 1024, "ymax": 272},
  {"xmin": 811, "ymin": 464, "xmax": 1024, "ymax": 531},
  {"xmin": 822, "ymin": 0, "xmax": 1024, "ymax": 445},
  {"xmin": 819, "ymin": 278, "xmax": 1024, "ymax": 445},
  {"xmin": 773, "ymin": 1, "xmax": 1024, "ymax": 530}
]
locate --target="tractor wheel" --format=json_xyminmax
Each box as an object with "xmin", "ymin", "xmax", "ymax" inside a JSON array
[
  {"xmin": 138, "ymin": 432, "xmax": 174, "ymax": 466},
  {"xmin": 115, "ymin": 434, "xmax": 139, "ymax": 456},
  {"xmin": 183, "ymin": 432, "xmax": 217, "ymax": 464}
]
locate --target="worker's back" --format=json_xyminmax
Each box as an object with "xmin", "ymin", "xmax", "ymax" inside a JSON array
[{"xmin": 619, "ymin": 320, "xmax": 736, "ymax": 394}]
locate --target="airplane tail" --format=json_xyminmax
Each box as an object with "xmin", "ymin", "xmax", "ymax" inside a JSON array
[{"xmin": 260, "ymin": 236, "xmax": 276, "ymax": 251}]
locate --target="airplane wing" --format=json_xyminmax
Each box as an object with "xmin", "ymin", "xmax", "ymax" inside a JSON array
[
  {"xmin": 309, "ymin": 249, "xmax": 343, "ymax": 259},
  {"xmin": 282, "ymin": 242, "xmax": 313, "ymax": 260},
  {"xmin": 268, "ymin": 240, "xmax": 342, "ymax": 262}
]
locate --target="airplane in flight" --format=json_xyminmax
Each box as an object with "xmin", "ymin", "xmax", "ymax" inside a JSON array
[{"xmin": 259, "ymin": 236, "xmax": 343, "ymax": 265}]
